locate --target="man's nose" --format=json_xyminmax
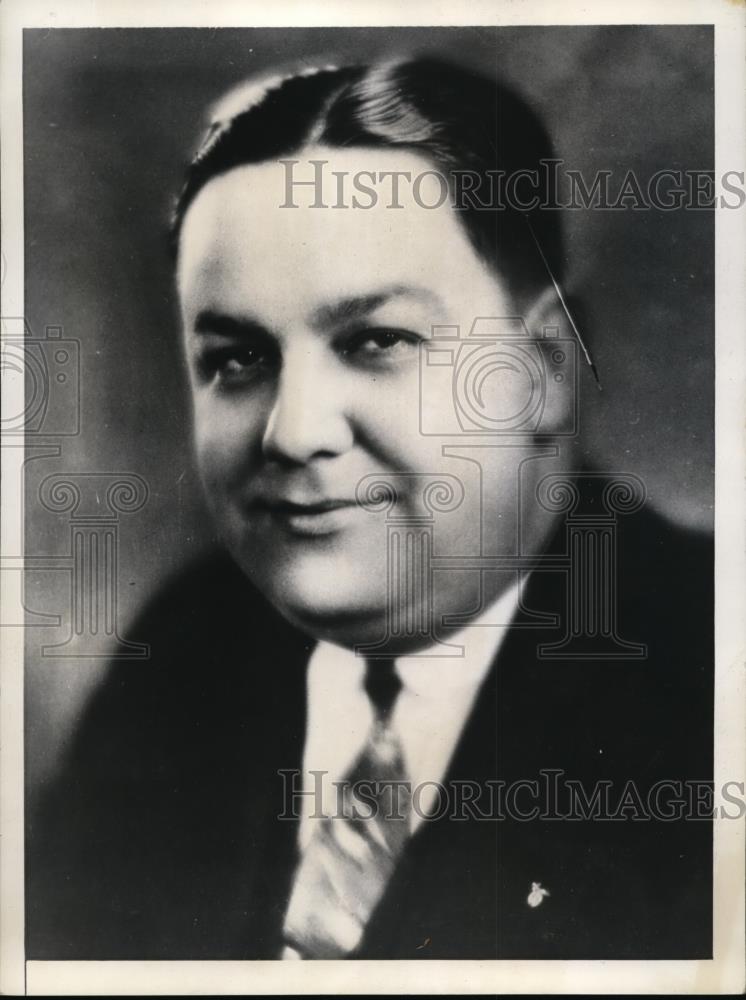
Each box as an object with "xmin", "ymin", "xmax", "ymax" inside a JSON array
[{"xmin": 261, "ymin": 346, "xmax": 354, "ymax": 464}]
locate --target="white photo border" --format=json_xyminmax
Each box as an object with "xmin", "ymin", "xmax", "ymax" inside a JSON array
[{"xmin": 1, "ymin": 0, "xmax": 743, "ymax": 994}]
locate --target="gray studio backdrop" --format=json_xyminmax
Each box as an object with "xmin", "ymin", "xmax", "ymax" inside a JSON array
[{"xmin": 23, "ymin": 26, "xmax": 713, "ymax": 788}]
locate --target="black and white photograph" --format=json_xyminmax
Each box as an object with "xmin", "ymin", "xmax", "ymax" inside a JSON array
[{"xmin": 1, "ymin": 0, "xmax": 744, "ymax": 994}]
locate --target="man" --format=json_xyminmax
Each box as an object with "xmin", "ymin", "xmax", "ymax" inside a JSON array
[{"xmin": 26, "ymin": 56, "xmax": 713, "ymax": 960}]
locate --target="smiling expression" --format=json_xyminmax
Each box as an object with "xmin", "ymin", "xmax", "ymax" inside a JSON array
[{"xmin": 177, "ymin": 146, "xmax": 567, "ymax": 649}]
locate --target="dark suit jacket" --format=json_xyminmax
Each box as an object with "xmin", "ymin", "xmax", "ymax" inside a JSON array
[{"xmin": 26, "ymin": 500, "xmax": 713, "ymax": 960}]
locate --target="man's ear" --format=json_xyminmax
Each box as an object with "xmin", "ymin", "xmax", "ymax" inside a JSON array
[{"xmin": 522, "ymin": 286, "xmax": 576, "ymax": 436}]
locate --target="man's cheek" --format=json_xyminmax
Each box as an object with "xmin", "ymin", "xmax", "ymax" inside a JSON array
[
  {"xmin": 194, "ymin": 437, "xmax": 240, "ymax": 513},
  {"xmin": 194, "ymin": 414, "xmax": 241, "ymax": 476}
]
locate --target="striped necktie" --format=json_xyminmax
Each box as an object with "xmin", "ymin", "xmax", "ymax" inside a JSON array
[{"xmin": 281, "ymin": 657, "xmax": 411, "ymax": 959}]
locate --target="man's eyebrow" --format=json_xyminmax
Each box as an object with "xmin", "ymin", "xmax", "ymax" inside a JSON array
[
  {"xmin": 191, "ymin": 286, "xmax": 441, "ymax": 339},
  {"xmin": 309, "ymin": 285, "xmax": 441, "ymax": 329},
  {"xmin": 192, "ymin": 309, "xmax": 268, "ymax": 338}
]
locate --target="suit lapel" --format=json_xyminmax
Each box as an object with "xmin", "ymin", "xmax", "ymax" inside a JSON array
[
  {"xmin": 357, "ymin": 563, "xmax": 578, "ymax": 958},
  {"xmin": 205, "ymin": 596, "xmax": 312, "ymax": 959}
]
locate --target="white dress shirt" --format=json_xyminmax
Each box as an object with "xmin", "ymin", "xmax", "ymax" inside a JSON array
[{"xmin": 298, "ymin": 577, "xmax": 524, "ymax": 849}]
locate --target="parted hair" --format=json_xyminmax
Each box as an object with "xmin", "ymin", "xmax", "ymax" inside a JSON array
[{"xmin": 170, "ymin": 56, "xmax": 562, "ymax": 304}]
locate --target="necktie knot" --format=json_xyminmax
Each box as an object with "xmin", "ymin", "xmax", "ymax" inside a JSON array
[{"xmin": 363, "ymin": 657, "xmax": 402, "ymax": 720}]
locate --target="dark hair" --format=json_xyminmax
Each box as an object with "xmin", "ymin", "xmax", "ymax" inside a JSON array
[{"xmin": 170, "ymin": 56, "xmax": 562, "ymax": 304}]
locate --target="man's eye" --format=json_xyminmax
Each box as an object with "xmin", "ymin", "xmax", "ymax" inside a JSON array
[
  {"xmin": 343, "ymin": 328, "xmax": 420, "ymax": 358},
  {"xmin": 198, "ymin": 345, "xmax": 273, "ymax": 385}
]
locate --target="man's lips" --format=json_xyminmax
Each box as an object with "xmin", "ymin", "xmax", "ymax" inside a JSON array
[
  {"xmin": 245, "ymin": 495, "xmax": 361, "ymax": 536},
  {"xmin": 248, "ymin": 497, "xmax": 357, "ymax": 515}
]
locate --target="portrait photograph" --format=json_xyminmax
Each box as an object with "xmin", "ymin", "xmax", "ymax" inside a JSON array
[{"xmin": 1, "ymin": 0, "xmax": 744, "ymax": 995}]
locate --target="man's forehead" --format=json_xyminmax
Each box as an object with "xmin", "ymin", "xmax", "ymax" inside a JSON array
[
  {"xmin": 177, "ymin": 145, "xmax": 476, "ymax": 259},
  {"xmin": 198, "ymin": 143, "xmax": 453, "ymax": 206},
  {"xmin": 176, "ymin": 153, "xmax": 503, "ymax": 321}
]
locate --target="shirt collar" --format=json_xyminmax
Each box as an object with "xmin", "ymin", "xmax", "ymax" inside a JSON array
[
  {"xmin": 395, "ymin": 574, "xmax": 524, "ymax": 698},
  {"xmin": 308, "ymin": 574, "xmax": 525, "ymax": 700}
]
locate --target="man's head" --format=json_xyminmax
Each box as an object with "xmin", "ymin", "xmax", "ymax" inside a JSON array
[{"xmin": 174, "ymin": 57, "xmax": 575, "ymax": 650}]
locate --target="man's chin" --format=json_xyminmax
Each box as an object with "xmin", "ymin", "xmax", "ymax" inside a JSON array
[
  {"xmin": 237, "ymin": 548, "xmax": 390, "ymax": 646},
  {"xmin": 268, "ymin": 590, "xmax": 388, "ymax": 650},
  {"xmin": 262, "ymin": 588, "xmax": 449, "ymax": 656}
]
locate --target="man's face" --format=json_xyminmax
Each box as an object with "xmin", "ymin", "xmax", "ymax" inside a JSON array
[{"xmin": 178, "ymin": 146, "xmax": 566, "ymax": 648}]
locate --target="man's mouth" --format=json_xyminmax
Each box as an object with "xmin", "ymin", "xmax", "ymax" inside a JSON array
[
  {"xmin": 253, "ymin": 497, "xmax": 354, "ymax": 514},
  {"xmin": 247, "ymin": 496, "xmax": 359, "ymax": 536}
]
